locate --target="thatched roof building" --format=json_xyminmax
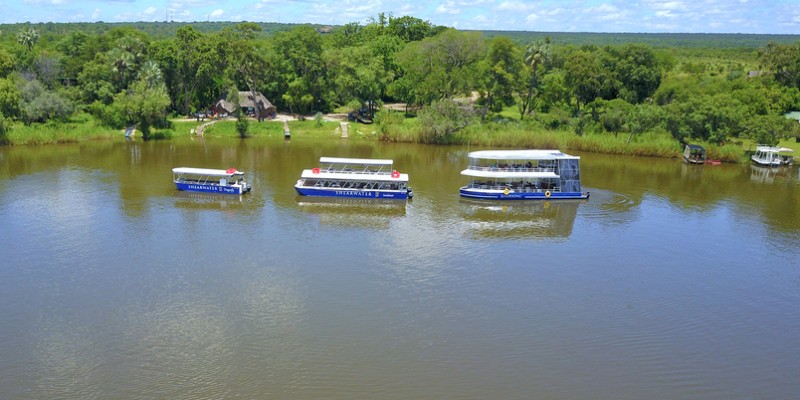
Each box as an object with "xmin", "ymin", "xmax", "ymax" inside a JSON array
[{"xmin": 212, "ymin": 91, "xmax": 277, "ymax": 119}]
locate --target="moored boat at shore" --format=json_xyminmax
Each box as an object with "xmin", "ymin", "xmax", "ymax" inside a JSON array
[
  {"xmin": 682, "ymin": 144, "xmax": 706, "ymax": 164},
  {"xmin": 294, "ymin": 157, "xmax": 413, "ymax": 200},
  {"xmin": 751, "ymin": 145, "xmax": 794, "ymax": 167},
  {"xmin": 459, "ymin": 150, "xmax": 589, "ymax": 200},
  {"xmin": 172, "ymin": 167, "xmax": 251, "ymax": 195}
]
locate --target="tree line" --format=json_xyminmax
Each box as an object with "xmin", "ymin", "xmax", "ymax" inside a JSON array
[{"xmin": 0, "ymin": 15, "xmax": 799, "ymax": 145}]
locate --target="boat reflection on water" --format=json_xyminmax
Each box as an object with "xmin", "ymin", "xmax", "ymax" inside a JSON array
[
  {"xmin": 460, "ymin": 198, "xmax": 585, "ymax": 240},
  {"xmin": 174, "ymin": 190, "xmax": 245, "ymax": 211},
  {"xmin": 296, "ymin": 196, "xmax": 406, "ymax": 229},
  {"xmin": 750, "ymin": 164, "xmax": 794, "ymax": 184}
]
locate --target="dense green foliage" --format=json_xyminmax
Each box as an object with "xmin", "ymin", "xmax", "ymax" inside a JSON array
[{"xmin": 1, "ymin": 18, "xmax": 799, "ymax": 157}]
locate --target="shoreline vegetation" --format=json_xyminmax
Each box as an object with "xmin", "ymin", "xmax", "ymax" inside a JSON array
[
  {"xmin": 2, "ymin": 112, "xmax": 795, "ymax": 164},
  {"xmin": 2, "ymin": 20, "xmax": 800, "ymax": 163}
]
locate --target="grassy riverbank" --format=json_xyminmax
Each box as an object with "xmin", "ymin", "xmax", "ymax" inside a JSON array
[
  {"xmin": 2, "ymin": 114, "xmax": 118, "ymax": 145},
  {"xmin": 4, "ymin": 114, "xmax": 798, "ymax": 164}
]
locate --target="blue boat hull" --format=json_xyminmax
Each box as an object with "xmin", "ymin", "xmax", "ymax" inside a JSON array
[
  {"xmin": 175, "ymin": 182, "xmax": 248, "ymax": 195},
  {"xmin": 295, "ymin": 186, "xmax": 410, "ymax": 200},
  {"xmin": 460, "ymin": 188, "xmax": 589, "ymax": 200}
]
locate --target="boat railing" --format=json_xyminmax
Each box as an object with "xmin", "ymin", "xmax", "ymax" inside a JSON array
[
  {"xmin": 466, "ymin": 183, "xmax": 560, "ymax": 193},
  {"xmin": 175, "ymin": 175, "xmax": 215, "ymax": 185},
  {"xmin": 175, "ymin": 174, "xmax": 246, "ymax": 187},
  {"xmin": 467, "ymin": 165, "xmax": 556, "ymax": 173},
  {"xmin": 320, "ymin": 167, "xmax": 393, "ymax": 175}
]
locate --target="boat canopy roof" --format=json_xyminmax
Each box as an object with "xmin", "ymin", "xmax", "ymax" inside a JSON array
[
  {"xmin": 172, "ymin": 167, "xmax": 245, "ymax": 177},
  {"xmin": 461, "ymin": 169, "xmax": 559, "ymax": 179},
  {"xmin": 319, "ymin": 157, "xmax": 394, "ymax": 166},
  {"xmin": 301, "ymin": 169, "xmax": 409, "ymax": 182},
  {"xmin": 467, "ymin": 150, "xmax": 579, "ymax": 160},
  {"xmin": 755, "ymin": 145, "xmax": 794, "ymax": 153},
  {"xmin": 685, "ymin": 144, "xmax": 705, "ymax": 151}
]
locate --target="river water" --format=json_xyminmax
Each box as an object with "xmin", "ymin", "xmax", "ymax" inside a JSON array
[{"xmin": 1, "ymin": 136, "xmax": 798, "ymax": 399}]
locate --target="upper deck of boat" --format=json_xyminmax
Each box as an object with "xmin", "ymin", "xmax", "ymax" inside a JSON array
[
  {"xmin": 302, "ymin": 157, "xmax": 408, "ymax": 182},
  {"xmin": 462, "ymin": 150, "xmax": 579, "ymax": 178},
  {"xmin": 466, "ymin": 150, "xmax": 580, "ymax": 161}
]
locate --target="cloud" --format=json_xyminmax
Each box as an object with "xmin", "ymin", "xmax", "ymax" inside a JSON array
[
  {"xmin": 498, "ymin": 1, "xmax": 535, "ymax": 12},
  {"xmin": 209, "ymin": 9, "xmax": 224, "ymax": 18},
  {"xmin": 657, "ymin": 1, "xmax": 687, "ymax": 11},
  {"xmin": 436, "ymin": 1, "xmax": 461, "ymax": 15},
  {"xmin": 584, "ymin": 3, "xmax": 630, "ymax": 22},
  {"xmin": 91, "ymin": 9, "xmax": 101, "ymax": 19}
]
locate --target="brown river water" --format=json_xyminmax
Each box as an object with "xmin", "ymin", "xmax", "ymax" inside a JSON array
[{"xmin": 0, "ymin": 136, "xmax": 798, "ymax": 399}]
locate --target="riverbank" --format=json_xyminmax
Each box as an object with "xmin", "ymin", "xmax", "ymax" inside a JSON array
[{"xmin": 3, "ymin": 113, "xmax": 798, "ymax": 164}]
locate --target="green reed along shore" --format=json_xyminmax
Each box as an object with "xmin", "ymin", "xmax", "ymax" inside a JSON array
[{"xmin": 2, "ymin": 114, "xmax": 796, "ymax": 164}]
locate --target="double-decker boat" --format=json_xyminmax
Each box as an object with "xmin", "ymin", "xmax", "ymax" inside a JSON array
[
  {"xmin": 751, "ymin": 145, "xmax": 794, "ymax": 167},
  {"xmin": 294, "ymin": 157, "xmax": 413, "ymax": 200},
  {"xmin": 172, "ymin": 167, "xmax": 251, "ymax": 195},
  {"xmin": 460, "ymin": 150, "xmax": 589, "ymax": 200}
]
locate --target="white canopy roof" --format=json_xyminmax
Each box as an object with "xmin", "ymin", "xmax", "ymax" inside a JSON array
[
  {"xmin": 461, "ymin": 169, "xmax": 559, "ymax": 179},
  {"xmin": 319, "ymin": 157, "xmax": 394, "ymax": 166},
  {"xmin": 301, "ymin": 170, "xmax": 408, "ymax": 182},
  {"xmin": 467, "ymin": 150, "xmax": 579, "ymax": 160},
  {"xmin": 755, "ymin": 145, "xmax": 794, "ymax": 152},
  {"xmin": 172, "ymin": 167, "xmax": 245, "ymax": 177}
]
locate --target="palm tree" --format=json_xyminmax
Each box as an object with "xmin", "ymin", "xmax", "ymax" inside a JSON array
[
  {"xmin": 520, "ymin": 36, "xmax": 551, "ymax": 119},
  {"xmin": 115, "ymin": 37, "xmax": 145, "ymax": 65},
  {"xmin": 17, "ymin": 28, "xmax": 39, "ymax": 52},
  {"xmin": 137, "ymin": 60, "xmax": 163, "ymax": 88},
  {"xmin": 109, "ymin": 47, "xmax": 135, "ymax": 89}
]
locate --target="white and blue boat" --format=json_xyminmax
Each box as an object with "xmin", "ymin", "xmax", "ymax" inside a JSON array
[
  {"xmin": 295, "ymin": 157, "xmax": 413, "ymax": 200},
  {"xmin": 460, "ymin": 150, "xmax": 589, "ymax": 200},
  {"xmin": 172, "ymin": 167, "xmax": 251, "ymax": 195}
]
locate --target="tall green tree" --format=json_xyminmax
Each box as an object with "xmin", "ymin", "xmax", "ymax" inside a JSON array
[
  {"xmin": 268, "ymin": 25, "xmax": 326, "ymax": 114},
  {"xmin": 0, "ymin": 48, "xmax": 16, "ymax": 78},
  {"xmin": 395, "ymin": 29, "xmax": 484, "ymax": 106},
  {"xmin": 742, "ymin": 114, "xmax": 799, "ymax": 146},
  {"xmin": 386, "ymin": 15, "xmax": 436, "ymax": 42},
  {"xmin": 0, "ymin": 77, "xmax": 21, "ymax": 119},
  {"xmin": 479, "ymin": 36, "xmax": 521, "ymax": 116},
  {"xmin": 223, "ymin": 22, "xmax": 268, "ymax": 121},
  {"xmin": 609, "ymin": 44, "xmax": 664, "ymax": 103},
  {"xmin": 564, "ymin": 49, "xmax": 606, "ymax": 110},
  {"xmin": 759, "ymin": 42, "xmax": 800, "ymax": 89},
  {"xmin": 170, "ymin": 25, "xmax": 221, "ymax": 115},
  {"xmin": 114, "ymin": 77, "xmax": 170, "ymax": 140}
]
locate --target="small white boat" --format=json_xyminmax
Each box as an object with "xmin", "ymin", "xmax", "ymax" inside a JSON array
[
  {"xmin": 294, "ymin": 157, "xmax": 413, "ymax": 200},
  {"xmin": 751, "ymin": 145, "xmax": 794, "ymax": 167},
  {"xmin": 460, "ymin": 150, "xmax": 589, "ymax": 200},
  {"xmin": 172, "ymin": 167, "xmax": 251, "ymax": 195}
]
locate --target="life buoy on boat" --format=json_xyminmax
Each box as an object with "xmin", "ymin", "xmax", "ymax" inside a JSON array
[
  {"xmin": 312, "ymin": 168, "xmax": 320, "ymax": 174},
  {"xmin": 503, "ymin": 187, "xmax": 510, "ymax": 196},
  {"xmin": 545, "ymin": 191, "xmax": 551, "ymax": 198},
  {"xmin": 391, "ymin": 170, "xmax": 400, "ymax": 178},
  {"xmin": 226, "ymin": 168, "xmax": 237, "ymax": 174}
]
